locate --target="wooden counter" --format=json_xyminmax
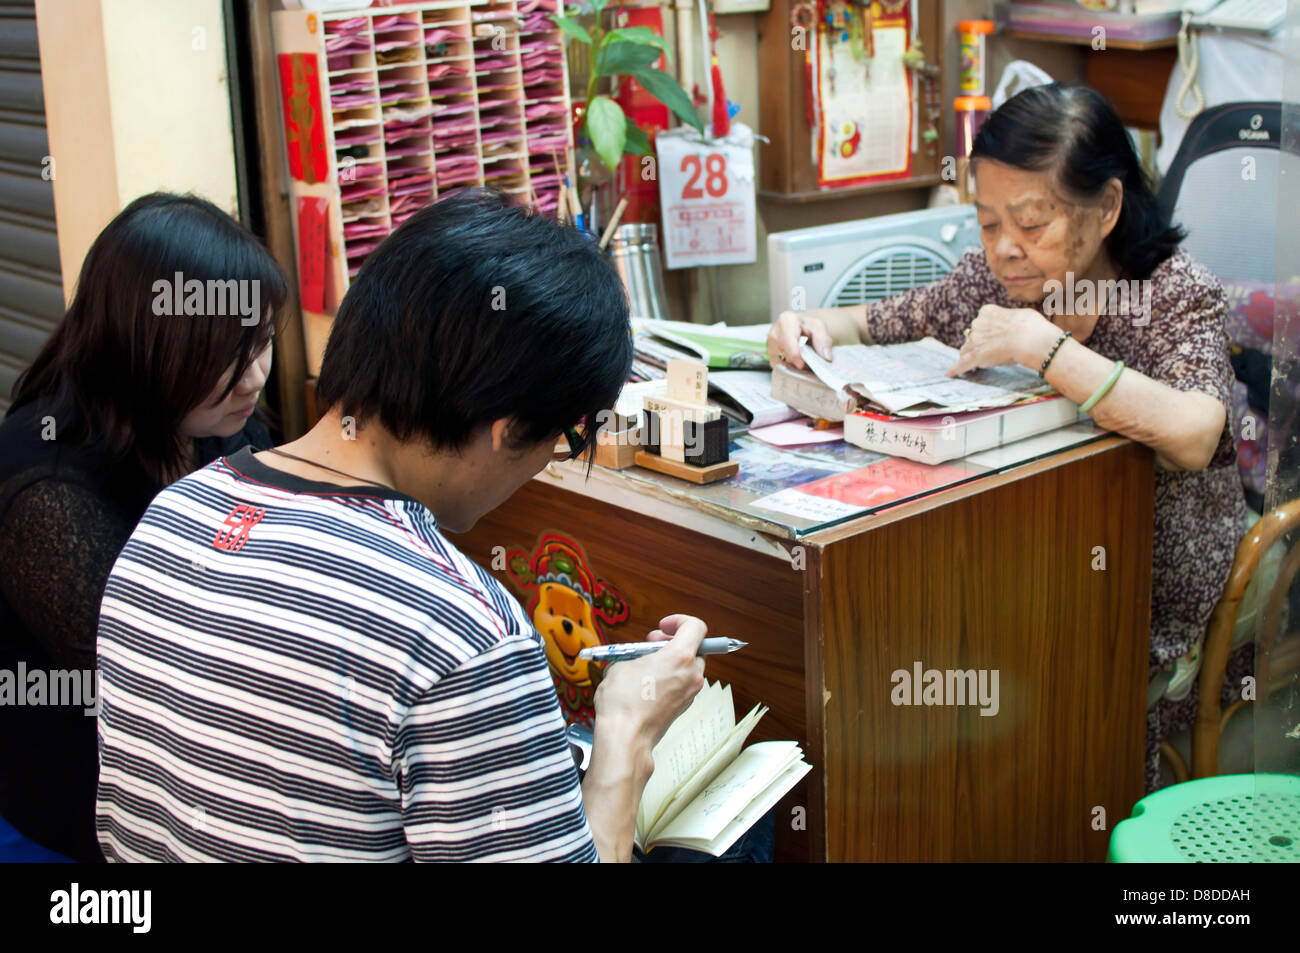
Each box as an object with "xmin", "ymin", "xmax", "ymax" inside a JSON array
[{"xmin": 450, "ymin": 433, "xmax": 1154, "ymax": 861}]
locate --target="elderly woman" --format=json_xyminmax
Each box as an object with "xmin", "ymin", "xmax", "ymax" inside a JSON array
[{"xmin": 767, "ymin": 84, "xmax": 1250, "ymax": 792}]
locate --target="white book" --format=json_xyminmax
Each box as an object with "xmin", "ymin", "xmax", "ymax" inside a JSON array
[
  {"xmin": 843, "ymin": 395, "xmax": 1083, "ymax": 464},
  {"xmin": 635, "ymin": 680, "xmax": 812, "ymax": 857},
  {"xmin": 708, "ymin": 370, "xmax": 801, "ymax": 428},
  {"xmin": 799, "ymin": 337, "xmax": 1054, "ymax": 417},
  {"xmin": 770, "ymin": 362, "xmax": 858, "ymax": 422}
]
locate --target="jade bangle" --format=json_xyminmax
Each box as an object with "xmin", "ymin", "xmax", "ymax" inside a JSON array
[{"xmin": 1080, "ymin": 360, "xmax": 1125, "ymax": 413}]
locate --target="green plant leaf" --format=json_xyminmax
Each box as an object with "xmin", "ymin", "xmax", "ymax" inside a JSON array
[
  {"xmin": 624, "ymin": 118, "xmax": 652, "ymax": 155},
  {"xmin": 632, "ymin": 67, "xmax": 703, "ymax": 133},
  {"xmin": 590, "ymin": 0, "xmax": 609, "ymax": 16},
  {"xmin": 605, "ymin": 27, "xmax": 672, "ymax": 66},
  {"xmin": 596, "ymin": 40, "xmax": 663, "ymax": 77},
  {"xmin": 549, "ymin": 13, "xmax": 591, "ymax": 44},
  {"xmin": 585, "ymin": 96, "xmax": 627, "ymax": 173}
]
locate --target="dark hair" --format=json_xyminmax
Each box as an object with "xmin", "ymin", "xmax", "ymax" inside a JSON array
[
  {"xmin": 11, "ymin": 192, "xmax": 286, "ymax": 484},
  {"xmin": 316, "ymin": 188, "xmax": 632, "ymax": 459},
  {"xmin": 970, "ymin": 84, "xmax": 1185, "ymax": 280}
]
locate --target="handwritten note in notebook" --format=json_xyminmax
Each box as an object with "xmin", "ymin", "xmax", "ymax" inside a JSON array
[{"xmin": 653, "ymin": 742, "xmax": 811, "ymax": 845}]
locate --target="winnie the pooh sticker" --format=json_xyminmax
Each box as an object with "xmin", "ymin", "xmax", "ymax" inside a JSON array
[{"xmin": 505, "ymin": 533, "xmax": 629, "ymax": 726}]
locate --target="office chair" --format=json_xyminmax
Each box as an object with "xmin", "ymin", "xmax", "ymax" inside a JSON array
[{"xmin": 1157, "ymin": 101, "xmax": 1281, "ymax": 514}]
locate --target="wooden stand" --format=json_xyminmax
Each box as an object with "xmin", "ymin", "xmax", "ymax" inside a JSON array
[
  {"xmin": 637, "ymin": 360, "xmax": 735, "ymax": 481},
  {"xmin": 634, "ymin": 451, "xmax": 738, "ymax": 484}
]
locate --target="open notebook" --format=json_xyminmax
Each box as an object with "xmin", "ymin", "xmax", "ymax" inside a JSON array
[{"xmin": 636, "ymin": 681, "xmax": 812, "ymax": 856}]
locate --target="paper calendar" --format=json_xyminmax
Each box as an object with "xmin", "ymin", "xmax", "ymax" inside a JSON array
[{"xmin": 655, "ymin": 122, "xmax": 757, "ymax": 269}]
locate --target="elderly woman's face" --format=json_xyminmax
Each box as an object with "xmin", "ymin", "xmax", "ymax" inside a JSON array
[{"xmin": 973, "ymin": 160, "xmax": 1117, "ymax": 306}]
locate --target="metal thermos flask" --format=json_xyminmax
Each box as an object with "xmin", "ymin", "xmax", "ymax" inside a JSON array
[{"xmin": 607, "ymin": 223, "xmax": 670, "ymax": 322}]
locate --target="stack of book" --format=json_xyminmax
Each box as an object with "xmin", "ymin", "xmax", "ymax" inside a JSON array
[
  {"xmin": 771, "ymin": 337, "xmax": 1082, "ymax": 464},
  {"xmin": 628, "ymin": 319, "xmax": 799, "ymax": 430}
]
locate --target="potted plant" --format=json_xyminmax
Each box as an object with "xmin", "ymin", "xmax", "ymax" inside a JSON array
[{"xmin": 551, "ymin": 0, "xmax": 703, "ymax": 174}]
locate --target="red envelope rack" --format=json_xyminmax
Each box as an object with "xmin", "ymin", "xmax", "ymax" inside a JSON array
[{"xmin": 273, "ymin": 0, "xmax": 574, "ymax": 373}]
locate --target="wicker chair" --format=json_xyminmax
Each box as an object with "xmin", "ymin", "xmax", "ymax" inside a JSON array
[{"xmin": 1182, "ymin": 497, "xmax": 1300, "ymax": 779}]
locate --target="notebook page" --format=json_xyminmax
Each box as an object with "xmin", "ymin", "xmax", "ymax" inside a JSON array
[
  {"xmin": 653, "ymin": 742, "xmax": 802, "ymax": 844},
  {"xmin": 674, "ymin": 756, "xmax": 813, "ymax": 856},
  {"xmin": 637, "ymin": 682, "xmax": 735, "ymax": 837},
  {"xmin": 646, "ymin": 704, "xmax": 767, "ymax": 842}
]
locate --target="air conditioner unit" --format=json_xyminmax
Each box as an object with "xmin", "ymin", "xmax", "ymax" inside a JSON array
[{"xmin": 767, "ymin": 205, "xmax": 982, "ymax": 322}]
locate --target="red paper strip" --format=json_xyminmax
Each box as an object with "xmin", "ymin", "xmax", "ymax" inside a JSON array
[
  {"xmin": 278, "ymin": 53, "xmax": 328, "ymax": 184},
  {"xmin": 297, "ymin": 196, "xmax": 329, "ymax": 314}
]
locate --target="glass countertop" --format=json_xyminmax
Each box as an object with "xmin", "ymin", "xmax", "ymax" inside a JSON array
[{"xmin": 544, "ymin": 422, "xmax": 1112, "ymax": 540}]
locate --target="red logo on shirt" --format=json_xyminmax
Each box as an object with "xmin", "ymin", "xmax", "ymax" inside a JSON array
[{"xmin": 213, "ymin": 505, "xmax": 265, "ymax": 552}]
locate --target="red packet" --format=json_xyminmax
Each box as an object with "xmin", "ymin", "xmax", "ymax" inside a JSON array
[
  {"xmin": 796, "ymin": 458, "xmax": 974, "ymax": 508},
  {"xmin": 297, "ymin": 196, "xmax": 329, "ymax": 314},
  {"xmin": 278, "ymin": 53, "xmax": 328, "ymax": 184}
]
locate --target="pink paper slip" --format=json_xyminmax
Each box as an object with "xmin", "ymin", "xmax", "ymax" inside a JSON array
[
  {"xmin": 749, "ymin": 420, "xmax": 845, "ymax": 447},
  {"xmin": 424, "ymin": 28, "xmax": 462, "ymax": 44},
  {"xmin": 426, "ymin": 63, "xmax": 468, "ymax": 79}
]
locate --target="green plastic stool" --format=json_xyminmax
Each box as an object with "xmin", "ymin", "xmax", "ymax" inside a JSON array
[{"xmin": 1108, "ymin": 773, "xmax": 1300, "ymax": 862}]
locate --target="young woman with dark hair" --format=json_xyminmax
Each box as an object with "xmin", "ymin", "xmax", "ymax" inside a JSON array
[
  {"xmin": 769, "ymin": 83, "xmax": 1250, "ymax": 793},
  {"xmin": 0, "ymin": 192, "xmax": 287, "ymax": 861}
]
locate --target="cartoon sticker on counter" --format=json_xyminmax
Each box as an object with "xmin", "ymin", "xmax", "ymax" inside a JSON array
[{"xmin": 505, "ymin": 533, "xmax": 629, "ymax": 726}]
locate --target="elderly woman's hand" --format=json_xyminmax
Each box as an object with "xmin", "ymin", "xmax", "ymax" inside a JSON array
[
  {"xmin": 767, "ymin": 310, "xmax": 835, "ymax": 371},
  {"xmin": 945, "ymin": 304, "xmax": 1059, "ymax": 378}
]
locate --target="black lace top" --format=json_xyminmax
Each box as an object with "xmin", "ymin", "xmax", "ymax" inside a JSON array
[{"xmin": 0, "ymin": 399, "xmax": 271, "ymax": 860}]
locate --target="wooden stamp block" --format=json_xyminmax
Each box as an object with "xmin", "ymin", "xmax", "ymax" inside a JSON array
[
  {"xmin": 684, "ymin": 416, "xmax": 730, "ymax": 467},
  {"xmin": 594, "ymin": 426, "xmax": 641, "ymax": 469},
  {"xmin": 643, "ymin": 411, "xmax": 729, "ymax": 467},
  {"xmin": 643, "ymin": 411, "xmax": 661, "ymax": 454}
]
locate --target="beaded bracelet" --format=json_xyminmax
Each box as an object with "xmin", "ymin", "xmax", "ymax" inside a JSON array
[
  {"xmin": 1080, "ymin": 360, "xmax": 1125, "ymax": 414},
  {"xmin": 1039, "ymin": 331, "xmax": 1071, "ymax": 378}
]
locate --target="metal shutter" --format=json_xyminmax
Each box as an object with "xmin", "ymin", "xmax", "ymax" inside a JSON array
[{"xmin": 0, "ymin": 0, "xmax": 61, "ymax": 413}]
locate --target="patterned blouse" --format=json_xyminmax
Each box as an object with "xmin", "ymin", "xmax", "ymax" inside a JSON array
[{"xmin": 864, "ymin": 247, "xmax": 1250, "ymax": 786}]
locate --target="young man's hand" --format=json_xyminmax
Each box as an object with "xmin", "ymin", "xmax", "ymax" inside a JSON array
[
  {"xmin": 594, "ymin": 614, "xmax": 707, "ymax": 752},
  {"xmin": 581, "ymin": 614, "xmax": 708, "ymax": 861}
]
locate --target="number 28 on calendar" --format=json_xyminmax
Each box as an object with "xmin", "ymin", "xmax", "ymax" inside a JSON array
[{"xmin": 657, "ymin": 139, "xmax": 757, "ymax": 269}]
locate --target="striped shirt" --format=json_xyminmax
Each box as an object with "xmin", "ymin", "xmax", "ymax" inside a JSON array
[{"xmin": 95, "ymin": 447, "xmax": 597, "ymax": 862}]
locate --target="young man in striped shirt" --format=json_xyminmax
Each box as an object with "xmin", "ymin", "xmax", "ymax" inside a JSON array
[{"xmin": 95, "ymin": 190, "xmax": 707, "ymax": 862}]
